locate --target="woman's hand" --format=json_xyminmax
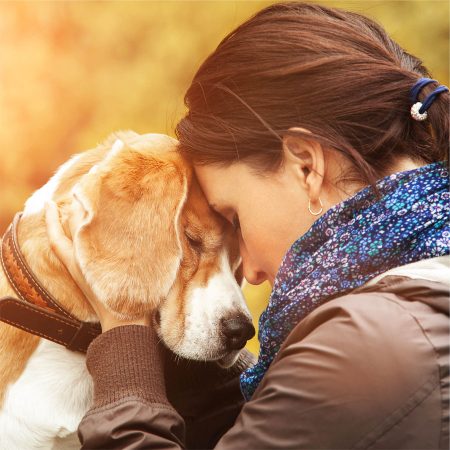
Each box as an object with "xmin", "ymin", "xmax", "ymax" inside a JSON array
[{"xmin": 44, "ymin": 201, "xmax": 150, "ymax": 332}]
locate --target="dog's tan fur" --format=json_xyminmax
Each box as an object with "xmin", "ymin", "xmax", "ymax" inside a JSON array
[{"xmin": 0, "ymin": 131, "xmax": 244, "ymax": 412}]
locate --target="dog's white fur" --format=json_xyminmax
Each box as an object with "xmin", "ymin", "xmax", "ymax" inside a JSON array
[
  {"xmin": 0, "ymin": 341, "xmax": 91, "ymax": 449},
  {"xmin": 166, "ymin": 250, "xmax": 244, "ymax": 365},
  {"xmin": 0, "ymin": 132, "xmax": 252, "ymax": 449}
]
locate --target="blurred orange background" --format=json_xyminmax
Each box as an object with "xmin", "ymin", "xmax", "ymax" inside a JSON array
[{"xmin": 0, "ymin": 0, "xmax": 448, "ymax": 354}]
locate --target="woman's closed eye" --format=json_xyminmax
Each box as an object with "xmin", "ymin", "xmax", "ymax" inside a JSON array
[{"xmin": 209, "ymin": 203, "xmax": 240, "ymax": 231}]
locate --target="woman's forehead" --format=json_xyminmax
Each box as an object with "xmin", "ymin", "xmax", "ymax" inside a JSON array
[
  {"xmin": 194, "ymin": 163, "xmax": 234, "ymax": 191},
  {"xmin": 194, "ymin": 161, "xmax": 277, "ymax": 209},
  {"xmin": 194, "ymin": 163, "xmax": 243, "ymax": 211}
]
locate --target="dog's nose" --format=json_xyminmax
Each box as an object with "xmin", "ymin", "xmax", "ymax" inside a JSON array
[{"xmin": 221, "ymin": 316, "xmax": 256, "ymax": 350}]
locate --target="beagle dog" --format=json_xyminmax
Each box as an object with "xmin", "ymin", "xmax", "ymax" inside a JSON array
[{"xmin": 0, "ymin": 131, "xmax": 254, "ymax": 449}]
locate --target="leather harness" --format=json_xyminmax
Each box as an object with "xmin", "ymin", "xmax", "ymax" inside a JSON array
[{"xmin": 0, "ymin": 213, "xmax": 101, "ymax": 352}]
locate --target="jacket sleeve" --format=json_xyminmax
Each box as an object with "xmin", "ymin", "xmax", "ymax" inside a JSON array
[
  {"xmin": 78, "ymin": 325, "xmax": 255, "ymax": 450},
  {"xmin": 78, "ymin": 292, "xmax": 440, "ymax": 449}
]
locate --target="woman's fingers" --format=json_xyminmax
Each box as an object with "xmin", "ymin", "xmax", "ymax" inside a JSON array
[
  {"xmin": 45, "ymin": 201, "xmax": 88, "ymax": 293},
  {"xmin": 45, "ymin": 201, "xmax": 75, "ymax": 270},
  {"xmin": 44, "ymin": 200, "xmax": 150, "ymax": 331},
  {"xmin": 45, "ymin": 200, "xmax": 103, "ymax": 315}
]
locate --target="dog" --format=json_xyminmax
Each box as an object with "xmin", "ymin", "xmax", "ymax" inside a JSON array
[{"xmin": 0, "ymin": 131, "xmax": 255, "ymax": 449}]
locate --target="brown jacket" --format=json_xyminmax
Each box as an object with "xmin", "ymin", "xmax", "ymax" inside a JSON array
[{"xmin": 78, "ymin": 274, "xmax": 449, "ymax": 449}]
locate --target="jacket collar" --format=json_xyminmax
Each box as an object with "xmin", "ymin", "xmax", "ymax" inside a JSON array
[{"xmin": 365, "ymin": 255, "xmax": 450, "ymax": 287}]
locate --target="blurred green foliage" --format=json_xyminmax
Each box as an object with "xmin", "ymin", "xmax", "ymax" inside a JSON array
[{"xmin": 0, "ymin": 1, "xmax": 447, "ymax": 355}]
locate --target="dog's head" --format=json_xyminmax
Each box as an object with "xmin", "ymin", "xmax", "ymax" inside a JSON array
[{"xmin": 54, "ymin": 132, "xmax": 254, "ymax": 366}]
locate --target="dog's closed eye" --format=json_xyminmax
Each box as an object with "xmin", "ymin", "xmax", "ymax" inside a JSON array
[{"xmin": 185, "ymin": 231, "xmax": 203, "ymax": 252}]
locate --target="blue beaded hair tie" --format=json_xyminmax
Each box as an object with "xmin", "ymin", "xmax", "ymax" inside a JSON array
[{"xmin": 410, "ymin": 77, "xmax": 449, "ymax": 121}]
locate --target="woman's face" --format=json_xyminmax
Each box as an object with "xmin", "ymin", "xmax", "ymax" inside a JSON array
[
  {"xmin": 194, "ymin": 139, "xmax": 421, "ymax": 286},
  {"xmin": 194, "ymin": 161, "xmax": 319, "ymax": 286}
]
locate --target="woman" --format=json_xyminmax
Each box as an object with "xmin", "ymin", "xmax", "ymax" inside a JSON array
[{"xmin": 46, "ymin": 2, "xmax": 449, "ymax": 449}]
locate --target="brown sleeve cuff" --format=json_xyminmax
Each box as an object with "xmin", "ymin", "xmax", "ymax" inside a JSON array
[{"xmin": 86, "ymin": 325, "xmax": 170, "ymax": 409}]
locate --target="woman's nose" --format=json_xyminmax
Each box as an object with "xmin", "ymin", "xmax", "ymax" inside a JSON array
[
  {"xmin": 245, "ymin": 270, "xmax": 267, "ymax": 285},
  {"xmin": 241, "ymin": 256, "xmax": 267, "ymax": 285},
  {"xmin": 238, "ymin": 234, "xmax": 268, "ymax": 285}
]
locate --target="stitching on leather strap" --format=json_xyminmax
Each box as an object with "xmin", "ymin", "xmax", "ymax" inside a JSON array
[
  {"xmin": 68, "ymin": 322, "xmax": 88, "ymax": 351},
  {"xmin": 0, "ymin": 298, "xmax": 96, "ymax": 352},
  {"xmin": 0, "ymin": 317, "xmax": 68, "ymax": 346},
  {"xmin": 1, "ymin": 298, "xmax": 78, "ymax": 328},
  {"xmin": 2, "ymin": 238, "xmax": 53, "ymax": 311},
  {"xmin": 9, "ymin": 214, "xmax": 73, "ymax": 318},
  {"xmin": 0, "ymin": 214, "xmax": 101, "ymax": 352},
  {"xmin": 10, "ymin": 223, "xmax": 52, "ymax": 303},
  {"xmin": 0, "ymin": 299, "xmax": 71, "ymax": 346},
  {"xmin": 1, "ymin": 238, "xmax": 30, "ymax": 305}
]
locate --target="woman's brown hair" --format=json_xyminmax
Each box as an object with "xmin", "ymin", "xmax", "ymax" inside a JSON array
[{"xmin": 175, "ymin": 2, "xmax": 448, "ymax": 186}]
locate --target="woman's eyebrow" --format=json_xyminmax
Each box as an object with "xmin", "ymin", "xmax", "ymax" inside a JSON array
[
  {"xmin": 210, "ymin": 203, "xmax": 230, "ymax": 213},
  {"xmin": 209, "ymin": 203, "xmax": 231, "ymax": 218}
]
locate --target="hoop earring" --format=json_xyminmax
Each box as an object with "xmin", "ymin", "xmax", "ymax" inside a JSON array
[{"xmin": 308, "ymin": 198, "xmax": 323, "ymax": 216}]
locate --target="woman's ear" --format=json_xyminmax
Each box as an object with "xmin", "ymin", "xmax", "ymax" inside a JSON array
[{"xmin": 282, "ymin": 127, "xmax": 325, "ymax": 203}]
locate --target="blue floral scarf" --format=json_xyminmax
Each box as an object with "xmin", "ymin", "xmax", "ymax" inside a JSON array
[{"xmin": 240, "ymin": 161, "xmax": 450, "ymax": 400}]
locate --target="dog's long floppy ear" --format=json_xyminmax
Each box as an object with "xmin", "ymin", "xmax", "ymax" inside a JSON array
[{"xmin": 71, "ymin": 137, "xmax": 189, "ymax": 319}]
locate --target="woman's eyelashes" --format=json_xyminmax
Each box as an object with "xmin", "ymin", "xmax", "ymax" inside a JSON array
[{"xmin": 210, "ymin": 204, "xmax": 239, "ymax": 231}]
